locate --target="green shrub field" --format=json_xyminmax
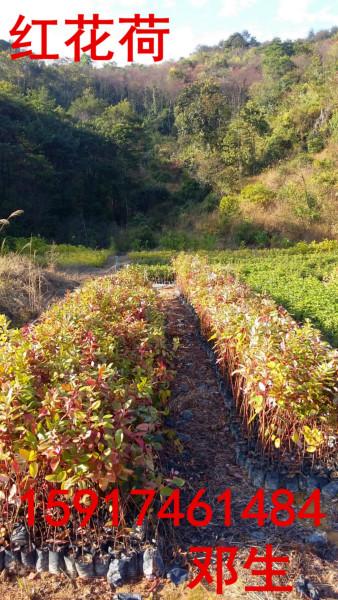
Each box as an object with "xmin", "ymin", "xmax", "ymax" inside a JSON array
[{"xmin": 209, "ymin": 241, "xmax": 338, "ymax": 346}]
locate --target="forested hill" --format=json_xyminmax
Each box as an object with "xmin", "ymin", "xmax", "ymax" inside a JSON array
[{"xmin": 0, "ymin": 28, "xmax": 337, "ymax": 249}]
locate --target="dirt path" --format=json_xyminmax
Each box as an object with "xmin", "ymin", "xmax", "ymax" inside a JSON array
[
  {"xmin": 32, "ymin": 255, "xmax": 131, "ymax": 323},
  {"xmin": 58, "ymin": 254, "xmax": 131, "ymax": 279}
]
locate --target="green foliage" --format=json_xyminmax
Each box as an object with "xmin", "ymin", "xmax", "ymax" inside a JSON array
[
  {"xmin": 1, "ymin": 237, "xmax": 112, "ymax": 268},
  {"xmin": 133, "ymin": 264, "xmax": 175, "ymax": 284},
  {"xmin": 206, "ymin": 241, "xmax": 338, "ymax": 345},
  {"xmin": 278, "ymin": 181, "xmax": 321, "ymax": 224},
  {"xmin": 94, "ymin": 100, "xmax": 143, "ymax": 150},
  {"xmin": 68, "ymin": 88, "xmax": 106, "ymax": 121},
  {"xmin": 219, "ymin": 195, "xmax": 240, "ymax": 222},
  {"xmin": 26, "ymin": 87, "xmax": 57, "ymax": 113},
  {"xmin": 115, "ymin": 222, "xmax": 157, "ymax": 252},
  {"xmin": 312, "ymin": 159, "xmax": 338, "ymax": 188},
  {"xmin": 201, "ymin": 192, "xmax": 219, "ymax": 213},
  {"xmin": 0, "ymin": 85, "xmax": 127, "ymax": 243},
  {"xmin": 1, "ymin": 235, "xmax": 49, "ymax": 256},
  {"xmin": 239, "ymin": 183, "xmax": 275, "ymax": 206},
  {"xmin": 329, "ymin": 110, "xmax": 338, "ymax": 140},
  {"xmin": 159, "ymin": 232, "xmax": 192, "ymax": 250},
  {"xmin": 307, "ymin": 131, "xmax": 325, "ymax": 153},
  {"xmin": 1, "ymin": 30, "xmax": 338, "ymax": 248},
  {"xmin": 0, "ymin": 74, "xmax": 176, "ymax": 245},
  {"xmin": 128, "ymin": 250, "xmax": 175, "ymax": 265},
  {"xmin": 159, "ymin": 231, "xmax": 218, "ymax": 251},
  {"xmin": 261, "ymin": 115, "xmax": 296, "ymax": 164},
  {"xmin": 52, "ymin": 244, "xmax": 111, "ymax": 268},
  {"xmin": 222, "ymin": 117, "xmax": 260, "ymax": 176},
  {"xmin": 262, "ymin": 39, "xmax": 296, "ymax": 81},
  {"xmin": 175, "ymin": 80, "xmax": 230, "ymax": 147},
  {"xmin": 223, "ymin": 31, "xmax": 258, "ymax": 49},
  {"xmin": 241, "ymin": 100, "xmax": 270, "ymax": 135},
  {"xmin": 233, "ymin": 221, "xmax": 271, "ymax": 247},
  {"xmin": 130, "ymin": 241, "xmax": 338, "ymax": 347}
]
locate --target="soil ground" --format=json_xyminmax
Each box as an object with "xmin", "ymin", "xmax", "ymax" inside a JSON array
[{"xmin": 0, "ymin": 284, "xmax": 336, "ymax": 600}]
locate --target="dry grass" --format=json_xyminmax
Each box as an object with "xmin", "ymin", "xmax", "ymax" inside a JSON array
[
  {"xmin": 0, "ymin": 254, "xmax": 79, "ymax": 326},
  {"xmin": 0, "ymin": 571, "xmax": 300, "ymax": 600},
  {"xmin": 0, "ymin": 553, "xmax": 333, "ymax": 600},
  {"xmin": 239, "ymin": 197, "xmax": 338, "ymax": 242},
  {"xmin": 254, "ymin": 143, "xmax": 338, "ymax": 241}
]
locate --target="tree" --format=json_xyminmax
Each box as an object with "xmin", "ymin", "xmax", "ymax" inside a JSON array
[
  {"xmin": 80, "ymin": 53, "xmax": 93, "ymax": 67},
  {"xmin": 222, "ymin": 117, "xmax": 262, "ymax": 178},
  {"xmin": 225, "ymin": 32, "xmax": 249, "ymax": 49},
  {"xmin": 262, "ymin": 40, "xmax": 296, "ymax": 80},
  {"xmin": 220, "ymin": 31, "xmax": 259, "ymax": 51},
  {"xmin": 175, "ymin": 80, "xmax": 230, "ymax": 147},
  {"xmin": 68, "ymin": 88, "xmax": 106, "ymax": 121},
  {"xmin": 26, "ymin": 87, "xmax": 56, "ymax": 112},
  {"xmin": 241, "ymin": 100, "xmax": 270, "ymax": 135},
  {"xmin": 0, "ymin": 40, "xmax": 11, "ymax": 52},
  {"xmin": 93, "ymin": 100, "xmax": 144, "ymax": 151}
]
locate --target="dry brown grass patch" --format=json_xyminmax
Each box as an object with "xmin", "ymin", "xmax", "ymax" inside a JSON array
[{"xmin": 0, "ymin": 254, "xmax": 79, "ymax": 326}]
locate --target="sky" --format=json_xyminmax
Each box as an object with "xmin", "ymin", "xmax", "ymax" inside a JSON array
[{"xmin": 1, "ymin": 0, "xmax": 338, "ymax": 65}]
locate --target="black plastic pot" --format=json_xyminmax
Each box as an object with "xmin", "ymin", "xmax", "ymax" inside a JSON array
[
  {"xmin": 48, "ymin": 549, "xmax": 65, "ymax": 575},
  {"xmin": 94, "ymin": 554, "xmax": 111, "ymax": 577},
  {"xmin": 143, "ymin": 547, "xmax": 164, "ymax": 579},
  {"xmin": 107, "ymin": 557, "xmax": 128, "ymax": 588},
  {"xmin": 125, "ymin": 552, "xmax": 142, "ymax": 580},
  {"xmin": 75, "ymin": 555, "xmax": 95, "ymax": 578},
  {"xmin": 36, "ymin": 548, "xmax": 49, "ymax": 572},
  {"xmin": 167, "ymin": 566, "xmax": 189, "ymax": 586},
  {"xmin": 21, "ymin": 547, "xmax": 37, "ymax": 570},
  {"xmin": 64, "ymin": 554, "xmax": 78, "ymax": 579},
  {"xmin": 4, "ymin": 548, "xmax": 21, "ymax": 570},
  {"xmin": 0, "ymin": 548, "xmax": 4, "ymax": 572},
  {"xmin": 114, "ymin": 595, "xmax": 142, "ymax": 600},
  {"xmin": 10, "ymin": 524, "xmax": 29, "ymax": 548}
]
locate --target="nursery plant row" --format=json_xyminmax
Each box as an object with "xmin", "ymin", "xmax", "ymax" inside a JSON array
[
  {"xmin": 130, "ymin": 241, "xmax": 338, "ymax": 345},
  {"xmin": 128, "ymin": 239, "xmax": 338, "ymax": 266},
  {"xmin": 0, "ymin": 268, "xmax": 173, "ymax": 547},
  {"xmin": 174, "ymin": 254, "xmax": 337, "ymax": 467}
]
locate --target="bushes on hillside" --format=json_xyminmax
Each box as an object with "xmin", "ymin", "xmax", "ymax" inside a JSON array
[{"xmin": 239, "ymin": 183, "xmax": 276, "ymax": 207}]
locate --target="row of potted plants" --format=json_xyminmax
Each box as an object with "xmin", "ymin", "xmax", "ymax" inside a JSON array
[
  {"xmin": 174, "ymin": 254, "xmax": 337, "ymax": 467},
  {"xmin": 0, "ymin": 268, "xmax": 172, "ymax": 551}
]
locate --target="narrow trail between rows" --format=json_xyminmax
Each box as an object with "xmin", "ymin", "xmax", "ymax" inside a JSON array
[{"xmin": 158, "ymin": 286, "xmax": 338, "ymax": 600}]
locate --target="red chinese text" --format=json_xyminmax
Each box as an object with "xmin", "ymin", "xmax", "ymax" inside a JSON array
[
  {"xmin": 8, "ymin": 14, "xmax": 170, "ymax": 63},
  {"xmin": 189, "ymin": 545, "xmax": 293, "ymax": 594}
]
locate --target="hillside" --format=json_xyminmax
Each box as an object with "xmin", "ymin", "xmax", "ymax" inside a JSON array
[{"xmin": 0, "ymin": 28, "xmax": 337, "ymax": 249}]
